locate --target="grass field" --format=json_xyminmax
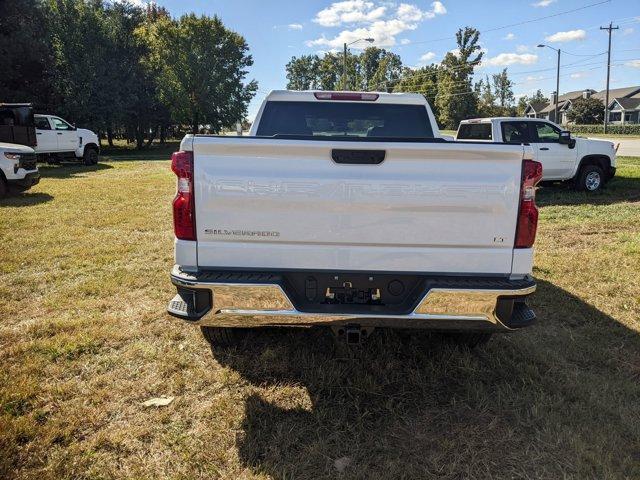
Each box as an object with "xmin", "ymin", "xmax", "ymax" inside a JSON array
[{"xmin": 1, "ymin": 148, "xmax": 639, "ymax": 479}]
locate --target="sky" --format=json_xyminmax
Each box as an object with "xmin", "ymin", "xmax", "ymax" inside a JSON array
[{"xmin": 139, "ymin": 0, "xmax": 640, "ymax": 119}]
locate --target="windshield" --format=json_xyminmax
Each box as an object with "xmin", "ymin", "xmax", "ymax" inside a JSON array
[{"xmin": 256, "ymin": 101, "xmax": 434, "ymax": 139}]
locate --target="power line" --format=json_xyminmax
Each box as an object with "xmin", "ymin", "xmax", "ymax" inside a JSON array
[
  {"xmin": 401, "ymin": 0, "xmax": 611, "ymax": 47},
  {"xmin": 388, "ymin": 59, "xmax": 638, "ymax": 98},
  {"xmin": 367, "ymin": 51, "xmax": 608, "ymax": 92},
  {"xmin": 562, "ymin": 50, "xmax": 606, "ymax": 57}
]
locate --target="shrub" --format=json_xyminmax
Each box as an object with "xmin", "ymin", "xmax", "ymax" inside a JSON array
[{"xmin": 568, "ymin": 124, "xmax": 640, "ymax": 135}]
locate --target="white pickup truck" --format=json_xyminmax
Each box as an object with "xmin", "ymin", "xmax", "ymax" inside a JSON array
[
  {"xmin": 0, "ymin": 103, "xmax": 40, "ymax": 197},
  {"xmin": 0, "ymin": 142, "xmax": 40, "ymax": 197},
  {"xmin": 34, "ymin": 114, "xmax": 100, "ymax": 165},
  {"xmin": 167, "ymin": 91, "xmax": 541, "ymax": 348},
  {"xmin": 456, "ymin": 117, "xmax": 616, "ymax": 191}
]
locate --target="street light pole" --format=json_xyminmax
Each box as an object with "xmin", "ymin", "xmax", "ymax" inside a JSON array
[
  {"xmin": 342, "ymin": 38, "xmax": 374, "ymax": 90},
  {"xmin": 538, "ymin": 44, "xmax": 561, "ymax": 124}
]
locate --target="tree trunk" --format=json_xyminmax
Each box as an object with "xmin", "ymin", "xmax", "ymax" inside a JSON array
[
  {"xmin": 144, "ymin": 125, "xmax": 158, "ymax": 149},
  {"xmin": 135, "ymin": 125, "xmax": 144, "ymax": 150},
  {"xmin": 192, "ymin": 110, "xmax": 199, "ymax": 135},
  {"xmin": 159, "ymin": 125, "xmax": 166, "ymax": 144},
  {"xmin": 107, "ymin": 128, "xmax": 114, "ymax": 147}
]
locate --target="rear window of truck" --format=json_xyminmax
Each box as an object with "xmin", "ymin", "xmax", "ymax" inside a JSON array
[
  {"xmin": 256, "ymin": 101, "xmax": 434, "ymax": 139},
  {"xmin": 457, "ymin": 123, "xmax": 492, "ymax": 140}
]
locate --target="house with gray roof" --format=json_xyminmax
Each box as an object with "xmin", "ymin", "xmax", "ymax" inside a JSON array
[
  {"xmin": 524, "ymin": 85, "xmax": 640, "ymax": 125},
  {"xmin": 606, "ymin": 91, "xmax": 640, "ymax": 124}
]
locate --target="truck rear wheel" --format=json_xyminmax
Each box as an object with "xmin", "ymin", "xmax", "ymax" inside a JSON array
[
  {"xmin": 200, "ymin": 326, "xmax": 248, "ymax": 348},
  {"xmin": 575, "ymin": 164, "xmax": 604, "ymax": 192},
  {"xmin": 83, "ymin": 147, "xmax": 98, "ymax": 166}
]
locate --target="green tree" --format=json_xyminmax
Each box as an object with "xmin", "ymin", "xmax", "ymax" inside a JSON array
[
  {"xmin": 317, "ymin": 52, "xmax": 343, "ymax": 90},
  {"xmin": 139, "ymin": 13, "xmax": 257, "ymax": 133},
  {"xmin": 101, "ymin": 1, "xmax": 161, "ymax": 147},
  {"xmin": 357, "ymin": 47, "xmax": 402, "ymax": 91},
  {"xmin": 285, "ymin": 47, "xmax": 402, "ymax": 92},
  {"xmin": 475, "ymin": 76, "xmax": 497, "ymax": 117},
  {"xmin": 565, "ymin": 97, "xmax": 605, "ymax": 124},
  {"xmin": 46, "ymin": 0, "xmax": 113, "ymax": 130},
  {"xmin": 393, "ymin": 65, "xmax": 439, "ymax": 116},
  {"xmin": 286, "ymin": 55, "xmax": 321, "ymax": 90},
  {"xmin": 0, "ymin": 0, "xmax": 56, "ymax": 109},
  {"xmin": 436, "ymin": 27, "xmax": 483, "ymax": 129},
  {"xmin": 517, "ymin": 89, "xmax": 546, "ymax": 116},
  {"xmin": 492, "ymin": 68, "xmax": 514, "ymax": 108}
]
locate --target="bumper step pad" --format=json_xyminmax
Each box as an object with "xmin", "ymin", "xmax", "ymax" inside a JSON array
[
  {"xmin": 506, "ymin": 302, "xmax": 536, "ymax": 328},
  {"xmin": 167, "ymin": 288, "xmax": 211, "ymax": 321}
]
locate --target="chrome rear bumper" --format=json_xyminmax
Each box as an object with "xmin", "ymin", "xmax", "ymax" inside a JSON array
[{"xmin": 168, "ymin": 266, "xmax": 536, "ymax": 331}]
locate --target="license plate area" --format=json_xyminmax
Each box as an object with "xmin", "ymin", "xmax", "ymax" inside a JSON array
[{"xmin": 282, "ymin": 272, "xmax": 427, "ymax": 315}]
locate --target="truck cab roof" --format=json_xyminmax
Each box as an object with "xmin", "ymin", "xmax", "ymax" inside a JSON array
[
  {"xmin": 264, "ymin": 90, "xmax": 429, "ymax": 105},
  {"xmin": 460, "ymin": 117, "xmax": 562, "ymax": 127}
]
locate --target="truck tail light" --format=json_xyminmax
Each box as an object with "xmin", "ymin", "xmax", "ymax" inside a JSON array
[
  {"xmin": 171, "ymin": 150, "xmax": 196, "ymax": 241},
  {"xmin": 314, "ymin": 92, "xmax": 379, "ymax": 101},
  {"xmin": 515, "ymin": 159, "xmax": 543, "ymax": 248}
]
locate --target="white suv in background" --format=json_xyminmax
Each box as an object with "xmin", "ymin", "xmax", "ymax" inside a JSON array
[{"xmin": 34, "ymin": 114, "xmax": 100, "ymax": 165}]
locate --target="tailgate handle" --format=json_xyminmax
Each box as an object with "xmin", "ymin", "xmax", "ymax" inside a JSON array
[{"xmin": 331, "ymin": 149, "xmax": 385, "ymax": 165}]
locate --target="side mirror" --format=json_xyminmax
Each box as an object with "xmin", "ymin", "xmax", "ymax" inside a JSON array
[{"xmin": 559, "ymin": 130, "xmax": 575, "ymax": 149}]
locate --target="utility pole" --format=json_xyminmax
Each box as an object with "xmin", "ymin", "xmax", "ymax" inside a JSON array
[
  {"xmin": 554, "ymin": 48, "xmax": 560, "ymax": 125},
  {"xmin": 600, "ymin": 22, "xmax": 619, "ymax": 134},
  {"xmin": 342, "ymin": 42, "xmax": 347, "ymax": 90},
  {"xmin": 342, "ymin": 38, "xmax": 374, "ymax": 91}
]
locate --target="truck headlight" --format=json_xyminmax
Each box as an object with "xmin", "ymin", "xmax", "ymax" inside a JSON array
[{"xmin": 4, "ymin": 152, "xmax": 21, "ymax": 160}]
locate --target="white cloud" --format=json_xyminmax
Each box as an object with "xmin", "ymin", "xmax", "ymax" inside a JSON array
[
  {"xmin": 400, "ymin": 38, "xmax": 411, "ymax": 45},
  {"xmin": 397, "ymin": 4, "xmax": 423, "ymax": 22},
  {"xmin": 503, "ymin": 33, "xmax": 515, "ymax": 40},
  {"xmin": 313, "ymin": 1, "xmax": 387, "ymax": 27},
  {"xmin": 307, "ymin": 19, "xmax": 415, "ymax": 48},
  {"xmin": 625, "ymin": 60, "xmax": 640, "ymax": 68},
  {"xmin": 524, "ymin": 75, "xmax": 545, "ymax": 82},
  {"xmin": 396, "ymin": 2, "xmax": 446, "ymax": 21},
  {"xmin": 545, "ymin": 29, "xmax": 587, "ymax": 43},
  {"xmin": 532, "ymin": 0, "xmax": 556, "ymax": 6},
  {"xmin": 622, "ymin": 27, "xmax": 634, "ymax": 36},
  {"xmin": 570, "ymin": 72, "xmax": 588, "ymax": 79},
  {"xmin": 288, "ymin": 23, "xmax": 303, "ymax": 30},
  {"xmin": 482, "ymin": 53, "xmax": 538, "ymax": 67},
  {"xmin": 516, "ymin": 44, "xmax": 530, "ymax": 53},
  {"xmin": 308, "ymin": 1, "xmax": 446, "ymax": 48},
  {"xmin": 419, "ymin": 51, "xmax": 436, "ymax": 64},
  {"xmin": 432, "ymin": 1, "xmax": 447, "ymax": 14}
]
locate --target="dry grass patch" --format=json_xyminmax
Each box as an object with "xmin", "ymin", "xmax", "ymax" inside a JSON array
[{"xmin": 0, "ymin": 156, "xmax": 639, "ymax": 479}]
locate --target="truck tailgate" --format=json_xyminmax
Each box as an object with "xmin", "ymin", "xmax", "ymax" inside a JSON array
[{"xmin": 191, "ymin": 137, "xmax": 525, "ymax": 275}]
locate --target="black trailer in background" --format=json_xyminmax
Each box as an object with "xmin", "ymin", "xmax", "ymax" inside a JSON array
[{"xmin": 0, "ymin": 103, "xmax": 37, "ymax": 147}]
